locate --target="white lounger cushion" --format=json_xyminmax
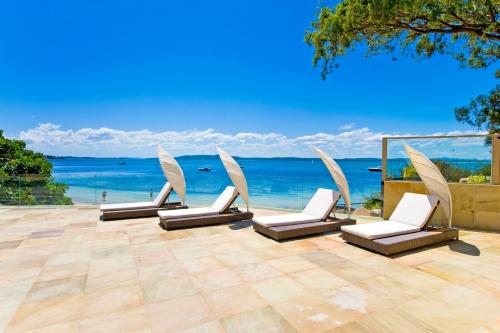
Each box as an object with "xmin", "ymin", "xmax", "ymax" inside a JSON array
[
  {"xmin": 158, "ymin": 186, "xmax": 238, "ymax": 220},
  {"xmin": 341, "ymin": 192, "xmax": 439, "ymax": 240},
  {"xmin": 389, "ymin": 193, "xmax": 439, "ymax": 228},
  {"xmin": 100, "ymin": 182, "xmax": 172, "ymax": 211},
  {"xmin": 303, "ymin": 189, "xmax": 340, "ymax": 219},
  {"xmin": 211, "ymin": 186, "xmax": 238, "ymax": 213},
  {"xmin": 100, "ymin": 201, "xmax": 157, "ymax": 211},
  {"xmin": 158, "ymin": 207, "xmax": 218, "ymax": 219},
  {"xmin": 341, "ymin": 221, "xmax": 420, "ymax": 240},
  {"xmin": 253, "ymin": 213, "xmax": 321, "ymax": 227},
  {"xmin": 253, "ymin": 188, "xmax": 339, "ymax": 228}
]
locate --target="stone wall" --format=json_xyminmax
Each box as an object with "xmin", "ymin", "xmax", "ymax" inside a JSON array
[{"xmin": 383, "ymin": 181, "xmax": 500, "ymax": 231}]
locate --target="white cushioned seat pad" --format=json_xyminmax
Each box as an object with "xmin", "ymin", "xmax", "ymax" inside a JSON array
[
  {"xmin": 100, "ymin": 202, "xmax": 156, "ymax": 211},
  {"xmin": 158, "ymin": 207, "xmax": 218, "ymax": 219},
  {"xmin": 253, "ymin": 213, "xmax": 321, "ymax": 227},
  {"xmin": 152, "ymin": 182, "xmax": 172, "ymax": 207},
  {"xmin": 100, "ymin": 182, "xmax": 173, "ymax": 212},
  {"xmin": 211, "ymin": 186, "xmax": 238, "ymax": 213},
  {"xmin": 390, "ymin": 193, "xmax": 439, "ymax": 228},
  {"xmin": 341, "ymin": 221, "xmax": 420, "ymax": 240},
  {"xmin": 302, "ymin": 189, "xmax": 340, "ymax": 219}
]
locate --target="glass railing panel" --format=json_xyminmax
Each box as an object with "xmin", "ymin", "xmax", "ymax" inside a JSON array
[
  {"xmin": 51, "ymin": 157, "xmax": 165, "ymax": 205},
  {"xmin": 0, "ymin": 174, "xmax": 74, "ymax": 206},
  {"xmin": 0, "ymin": 175, "xmax": 20, "ymax": 206},
  {"xmin": 386, "ymin": 136, "xmax": 492, "ymax": 183},
  {"xmin": 42, "ymin": 156, "xmax": 381, "ymax": 210}
]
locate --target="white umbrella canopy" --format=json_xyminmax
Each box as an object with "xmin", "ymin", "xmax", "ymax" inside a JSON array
[
  {"xmin": 157, "ymin": 146, "xmax": 186, "ymax": 204},
  {"xmin": 404, "ymin": 144, "xmax": 452, "ymax": 227},
  {"xmin": 216, "ymin": 146, "xmax": 249, "ymax": 210},
  {"xmin": 313, "ymin": 146, "xmax": 351, "ymax": 214}
]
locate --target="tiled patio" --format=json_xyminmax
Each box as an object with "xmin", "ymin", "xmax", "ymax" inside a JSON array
[{"xmin": 0, "ymin": 207, "xmax": 499, "ymax": 333}]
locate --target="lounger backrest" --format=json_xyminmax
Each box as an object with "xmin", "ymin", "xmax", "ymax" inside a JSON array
[
  {"xmin": 211, "ymin": 186, "xmax": 238, "ymax": 213},
  {"xmin": 389, "ymin": 193, "xmax": 439, "ymax": 229},
  {"xmin": 152, "ymin": 182, "xmax": 173, "ymax": 207},
  {"xmin": 302, "ymin": 188, "xmax": 341, "ymax": 220}
]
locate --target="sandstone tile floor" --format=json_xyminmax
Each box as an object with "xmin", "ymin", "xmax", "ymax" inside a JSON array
[{"xmin": 0, "ymin": 206, "xmax": 500, "ymax": 333}]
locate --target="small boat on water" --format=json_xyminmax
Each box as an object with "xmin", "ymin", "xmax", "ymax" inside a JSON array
[
  {"xmin": 119, "ymin": 161, "xmax": 126, "ymax": 165},
  {"xmin": 198, "ymin": 167, "xmax": 212, "ymax": 172},
  {"xmin": 368, "ymin": 166, "xmax": 382, "ymax": 172}
]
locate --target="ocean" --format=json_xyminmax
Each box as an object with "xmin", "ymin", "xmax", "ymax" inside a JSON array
[
  {"xmin": 50, "ymin": 156, "xmax": 490, "ymax": 210},
  {"xmin": 50, "ymin": 156, "xmax": 386, "ymax": 210}
]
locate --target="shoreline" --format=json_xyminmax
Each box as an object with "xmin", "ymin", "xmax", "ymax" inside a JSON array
[{"xmin": 65, "ymin": 185, "xmax": 363, "ymax": 210}]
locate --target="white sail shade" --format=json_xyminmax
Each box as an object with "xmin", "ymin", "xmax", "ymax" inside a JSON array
[
  {"xmin": 157, "ymin": 146, "xmax": 186, "ymax": 204},
  {"xmin": 404, "ymin": 144, "xmax": 452, "ymax": 227},
  {"xmin": 216, "ymin": 146, "xmax": 249, "ymax": 209},
  {"xmin": 313, "ymin": 146, "xmax": 351, "ymax": 212}
]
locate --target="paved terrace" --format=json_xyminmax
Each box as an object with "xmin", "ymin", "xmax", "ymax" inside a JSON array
[{"xmin": 0, "ymin": 206, "xmax": 499, "ymax": 333}]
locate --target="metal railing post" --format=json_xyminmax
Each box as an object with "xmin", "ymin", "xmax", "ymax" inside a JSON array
[
  {"xmin": 492, "ymin": 133, "xmax": 500, "ymax": 185},
  {"xmin": 381, "ymin": 137, "xmax": 387, "ymax": 217},
  {"xmin": 381, "ymin": 137, "xmax": 388, "ymax": 183},
  {"xmin": 18, "ymin": 175, "xmax": 21, "ymax": 206}
]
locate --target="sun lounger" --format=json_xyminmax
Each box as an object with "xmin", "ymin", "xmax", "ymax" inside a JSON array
[
  {"xmin": 100, "ymin": 182, "xmax": 186, "ymax": 220},
  {"xmin": 341, "ymin": 193, "xmax": 458, "ymax": 255},
  {"xmin": 159, "ymin": 186, "xmax": 253, "ymax": 230},
  {"xmin": 253, "ymin": 188, "xmax": 356, "ymax": 240}
]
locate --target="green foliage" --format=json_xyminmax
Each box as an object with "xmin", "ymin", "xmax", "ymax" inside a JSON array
[
  {"xmin": 0, "ymin": 130, "xmax": 72, "ymax": 205},
  {"xmin": 466, "ymin": 174, "xmax": 488, "ymax": 183},
  {"xmin": 305, "ymin": 0, "xmax": 499, "ymax": 79},
  {"xmin": 465, "ymin": 163, "xmax": 492, "ymax": 183},
  {"xmin": 435, "ymin": 160, "xmax": 486, "ymax": 182},
  {"xmin": 455, "ymin": 77, "xmax": 499, "ymax": 136},
  {"xmin": 477, "ymin": 163, "xmax": 492, "ymax": 175},
  {"xmin": 401, "ymin": 164, "xmax": 419, "ymax": 179},
  {"xmin": 363, "ymin": 192, "xmax": 383, "ymax": 209},
  {"xmin": 400, "ymin": 160, "xmax": 476, "ymax": 182}
]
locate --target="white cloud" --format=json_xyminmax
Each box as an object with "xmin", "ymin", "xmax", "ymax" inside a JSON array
[
  {"xmin": 339, "ymin": 123, "xmax": 355, "ymax": 130},
  {"xmin": 18, "ymin": 123, "xmax": 488, "ymax": 159}
]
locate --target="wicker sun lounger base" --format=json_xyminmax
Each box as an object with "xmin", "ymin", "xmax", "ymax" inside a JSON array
[
  {"xmin": 102, "ymin": 202, "xmax": 187, "ymax": 221},
  {"xmin": 254, "ymin": 218, "xmax": 356, "ymax": 241},
  {"xmin": 161, "ymin": 208, "xmax": 254, "ymax": 230},
  {"xmin": 342, "ymin": 227, "xmax": 459, "ymax": 256}
]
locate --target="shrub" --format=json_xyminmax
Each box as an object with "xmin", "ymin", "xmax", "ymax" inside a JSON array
[
  {"xmin": 466, "ymin": 174, "xmax": 489, "ymax": 184},
  {"xmin": 477, "ymin": 164, "xmax": 491, "ymax": 176},
  {"xmin": 0, "ymin": 130, "xmax": 72, "ymax": 205},
  {"xmin": 363, "ymin": 192, "xmax": 383, "ymax": 209},
  {"xmin": 401, "ymin": 164, "xmax": 418, "ymax": 179},
  {"xmin": 400, "ymin": 160, "xmax": 474, "ymax": 182}
]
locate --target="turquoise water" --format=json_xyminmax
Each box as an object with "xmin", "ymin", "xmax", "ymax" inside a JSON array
[
  {"xmin": 50, "ymin": 156, "xmax": 384, "ymax": 210},
  {"xmin": 50, "ymin": 156, "xmax": 490, "ymax": 209}
]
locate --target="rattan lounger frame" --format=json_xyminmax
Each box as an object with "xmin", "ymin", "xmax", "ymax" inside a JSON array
[
  {"xmin": 101, "ymin": 202, "xmax": 187, "ymax": 221},
  {"xmin": 341, "ymin": 202, "xmax": 459, "ymax": 255},
  {"xmin": 253, "ymin": 195, "xmax": 356, "ymax": 241},
  {"xmin": 160, "ymin": 194, "xmax": 253, "ymax": 230},
  {"xmin": 161, "ymin": 207, "xmax": 253, "ymax": 230},
  {"xmin": 342, "ymin": 226, "xmax": 459, "ymax": 256},
  {"xmin": 253, "ymin": 217, "xmax": 356, "ymax": 241}
]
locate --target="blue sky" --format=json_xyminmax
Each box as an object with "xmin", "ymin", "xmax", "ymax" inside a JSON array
[{"xmin": 0, "ymin": 0, "xmax": 495, "ymax": 157}]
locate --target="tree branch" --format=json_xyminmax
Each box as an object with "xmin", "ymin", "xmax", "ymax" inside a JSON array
[
  {"xmin": 448, "ymin": 11, "xmax": 470, "ymax": 26},
  {"xmin": 486, "ymin": 1, "xmax": 497, "ymax": 24},
  {"xmin": 401, "ymin": 20, "xmax": 500, "ymax": 41}
]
